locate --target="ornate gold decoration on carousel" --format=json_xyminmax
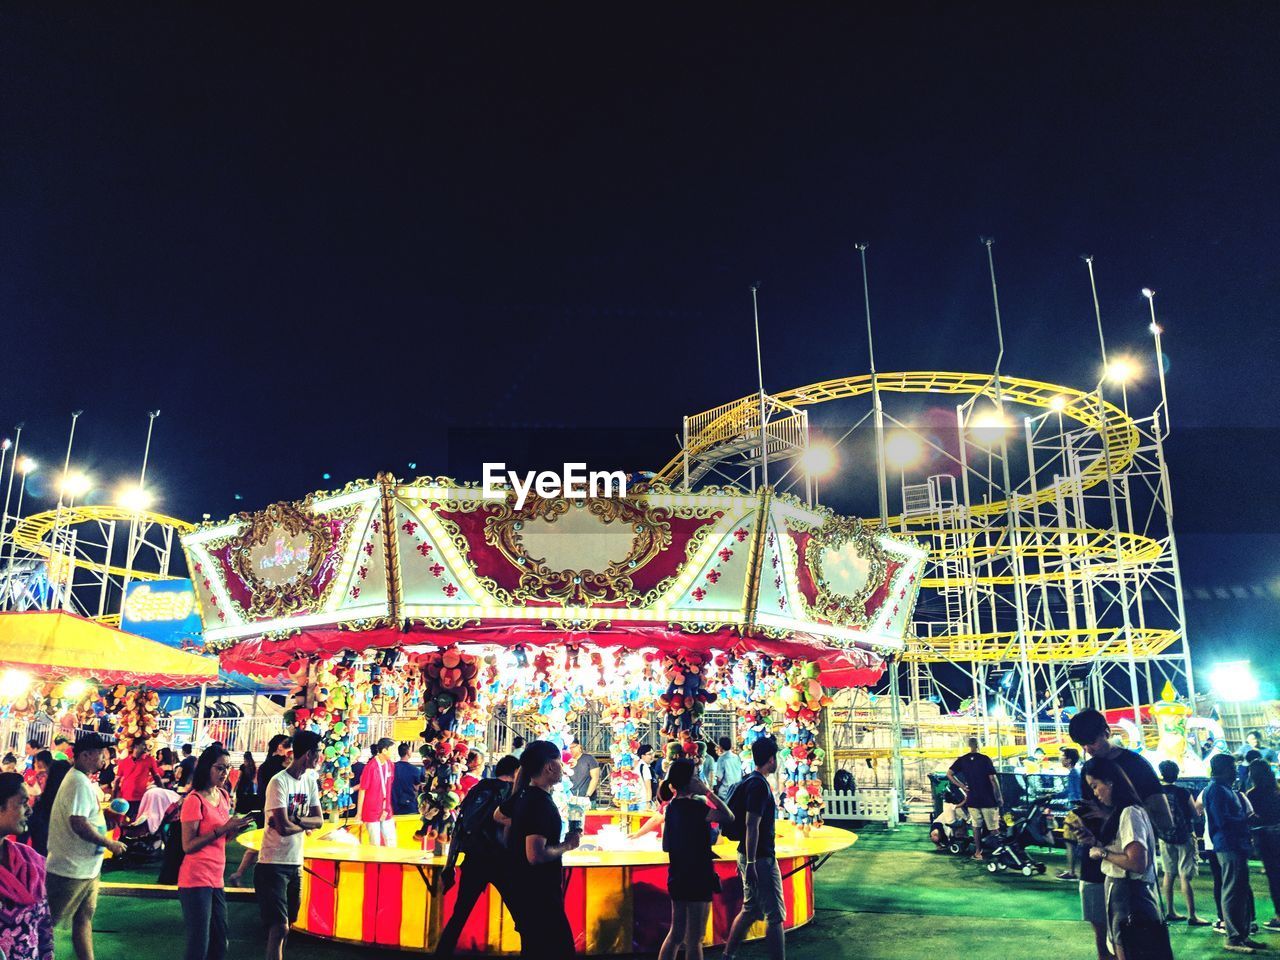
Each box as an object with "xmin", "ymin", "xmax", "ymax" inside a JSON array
[
  {"xmin": 667, "ymin": 620, "xmax": 739, "ymax": 635},
  {"xmin": 227, "ymin": 501, "xmax": 355, "ymax": 619},
  {"xmin": 802, "ymin": 515, "xmax": 888, "ymax": 628},
  {"xmin": 406, "ymin": 616, "xmax": 483, "ymax": 631},
  {"xmin": 432, "ymin": 496, "xmax": 671, "ymax": 606},
  {"xmin": 337, "ymin": 616, "xmax": 395, "ymax": 632},
  {"xmin": 539, "ymin": 617, "xmax": 612, "ymax": 633}
]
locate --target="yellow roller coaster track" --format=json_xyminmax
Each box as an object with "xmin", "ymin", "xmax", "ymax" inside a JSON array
[
  {"xmin": 658, "ymin": 372, "xmax": 1161, "ymax": 664},
  {"xmin": 656, "ymin": 371, "xmax": 1139, "ymax": 527},
  {"xmin": 10, "ymin": 506, "xmax": 196, "ymax": 581},
  {"xmin": 903, "ymin": 627, "xmax": 1177, "ymax": 663}
]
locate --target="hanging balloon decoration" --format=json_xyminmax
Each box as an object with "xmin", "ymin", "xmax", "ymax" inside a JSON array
[
  {"xmin": 313, "ymin": 661, "xmax": 364, "ymax": 813},
  {"xmin": 118, "ymin": 687, "xmax": 161, "ymax": 744},
  {"xmin": 774, "ymin": 662, "xmax": 832, "ymax": 834},
  {"xmin": 657, "ymin": 652, "xmax": 716, "ymax": 768},
  {"xmin": 414, "ymin": 647, "xmax": 481, "ymax": 850}
]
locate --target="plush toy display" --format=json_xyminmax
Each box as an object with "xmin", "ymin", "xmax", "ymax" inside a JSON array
[
  {"xmin": 773, "ymin": 662, "xmax": 831, "ymax": 833},
  {"xmin": 657, "ymin": 652, "xmax": 716, "ymax": 766},
  {"xmin": 414, "ymin": 646, "xmax": 481, "ymax": 850}
]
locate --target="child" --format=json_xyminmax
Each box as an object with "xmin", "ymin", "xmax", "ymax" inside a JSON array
[{"xmin": 658, "ymin": 759, "xmax": 734, "ymax": 960}]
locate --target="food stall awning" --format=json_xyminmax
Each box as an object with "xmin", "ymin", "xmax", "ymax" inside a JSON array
[{"xmin": 0, "ymin": 611, "xmax": 221, "ymax": 686}]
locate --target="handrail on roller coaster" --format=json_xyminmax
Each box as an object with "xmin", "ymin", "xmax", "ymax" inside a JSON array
[
  {"xmin": 657, "ymin": 371, "xmax": 1140, "ymax": 526},
  {"xmin": 10, "ymin": 506, "xmax": 196, "ymax": 581}
]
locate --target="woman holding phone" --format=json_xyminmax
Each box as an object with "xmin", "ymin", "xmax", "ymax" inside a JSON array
[{"xmin": 179, "ymin": 746, "xmax": 253, "ymax": 960}]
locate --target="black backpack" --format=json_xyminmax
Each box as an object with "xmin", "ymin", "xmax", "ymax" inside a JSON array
[
  {"xmin": 454, "ymin": 779, "xmax": 508, "ymax": 857},
  {"xmin": 720, "ymin": 772, "xmax": 764, "ymax": 843},
  {"xmin": 1154, "ymin": 784, "xmax": 1191, "ymax": 845}
]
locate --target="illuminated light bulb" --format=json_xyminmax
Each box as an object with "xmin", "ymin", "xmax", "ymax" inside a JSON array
[
  {"xmin": 0, "ymin": 670, "xmax": 32, "ymax": 700},
  {"xmin": 969, "ymin": 411, "xmax": 1011, "ymax": 445},
  {"xmin": 60, "ymin": 472, "xmax": 91, "ymax": 499},
  {"xmin": 1149, "ymin": 323, "xmax": 1162, "ymax": 335},
  {"xmin": 1049, "ymin": 395, "xmax": 1068, "ymax": 412},
  {"xmin": 0, "ymin": 439, "xmax": 9, "ymax": 451},
  {"xmin": 17, "ymin": 457, "xmax": 37, "ymax": 475},
  {"xmin": 1105, "ymin": 358, "xmax": 1139, "ymax": 384},
  {"xmin": 1142, "ymin": 288, "xmax": 1155, "ymax": 299},
  {"xmin": 63, "ymin": 678, "xmax": 89, "ymax": 700},
  {"xmin": 884, "ymin": 431, "xmax": 925, "ymax": 469},
  {"xmin": 117, "ymin": 485, "xmax": 154, "ymax": 512},
  {"xmin": 799, "ymin": 443, "xmax": 837, "ymax": 478}
]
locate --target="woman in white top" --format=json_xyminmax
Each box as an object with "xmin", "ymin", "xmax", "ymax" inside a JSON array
[{"xmin": 1084, "ymin": 756, "xmax": 1160, "ymax": 960}]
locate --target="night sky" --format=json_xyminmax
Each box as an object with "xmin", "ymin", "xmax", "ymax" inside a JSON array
[{"xmin": 2, "ymin": 7, "xmax": 1277, "ymax": 676}]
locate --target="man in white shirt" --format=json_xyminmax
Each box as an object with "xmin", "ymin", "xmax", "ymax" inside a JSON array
[
  {"xmin": 255, "ymin": 729, "xmax": 324, "ymax": 960},
  {"xmin": 46, "ymin": 732, "xmax": 126, "ymax": 960},
  {"xmin": 714, "ymin": 736, "xmax": 744, "ymax": 801}
]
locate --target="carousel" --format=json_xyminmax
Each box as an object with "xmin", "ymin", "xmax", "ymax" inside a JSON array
[{"xmin": 180, "ymin": 476, "xmax": 926, "ymax": 955}]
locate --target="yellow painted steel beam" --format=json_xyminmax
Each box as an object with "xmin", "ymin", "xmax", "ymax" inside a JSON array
[
  {"xmin": 903, "ymin": 627, "xmax": 1176, "ymax": 663},
  {"xmin": 10, "ymin": 506, "xmax": 196, "ymax": 581},
  {"xmin": 917, "ymin": 526, "xmax": 1163, "ymax": 586},
  {"xmin": 657, "ymin": 371, "xmax": 1139, "ymax": 525}
]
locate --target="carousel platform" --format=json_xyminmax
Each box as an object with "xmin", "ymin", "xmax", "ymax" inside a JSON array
[{"xmin": 236, "ymin": 812, "xmax": 856, "ymax": 954}]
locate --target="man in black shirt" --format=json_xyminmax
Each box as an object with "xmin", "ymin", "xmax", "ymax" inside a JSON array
[
  {"xmin": 174, "ymin": 742, "xmax": 197, "ymax": 794},
  {"xmin": 499, "ymin": 740, "xmax": 580, "ymax": 960},
  {"xmin": 436, "ymin": 755, "xmax": 520, "ymax": 958},
  {"xmin": 723, "ymin": 737, "xmax": 783, "ymax": 960},
  {"xmin": 567, "ymin": 742, "xmax": 600, "ymax": 801},
  {"xmin": 1068, "ymin": 708, "xmax": 1172, "ymax": 834},
  {"xmin": 948, "ymin": 738, "xmax": 1003, "ymax": 861}
]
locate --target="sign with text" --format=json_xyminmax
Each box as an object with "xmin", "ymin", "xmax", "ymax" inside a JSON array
[{"xmin": 120, "ymin": 578, "xmax": 205, "ymax": 650}]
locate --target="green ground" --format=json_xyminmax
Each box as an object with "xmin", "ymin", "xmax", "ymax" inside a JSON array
[{"xmin": 62, "ymin": 826, "xmax": 1277, "ymax": 959}]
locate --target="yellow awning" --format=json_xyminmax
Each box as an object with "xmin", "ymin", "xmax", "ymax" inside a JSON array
[{"xmin": 0, "ymin": 611, "xmax": 219, "ymax": 686}]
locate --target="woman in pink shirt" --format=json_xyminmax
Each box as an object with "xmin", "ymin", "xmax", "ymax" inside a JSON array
[
  {"xmin": 358, "ymin": 738, "xmax": 397, "ymax": 846},
  {"xmin": 179, "ymin": 747, "xmax": 252, "ymax": 960}
]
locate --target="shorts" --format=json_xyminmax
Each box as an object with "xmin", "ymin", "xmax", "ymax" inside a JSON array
[
  {"xmin": 668, "ymin": 864, "xmax": 720, "ymax": 903},
  {"xmin": 737, "ymin": 854, "xmax": 784, "ymax": 924},
  {"xmin": 1104, "ymin": 875, "xmax": 1159, "ymax": 947},
  {"xmin": 1080, "ymin": 880, "xmax": 1106, "ymax": 925},
  {"xmin": 964, "ymin": 807, "xmax": 1000, "ymax": 831},
  {"xmin": 48, "ymin": 873, "xmax": 100, "ymax": 927},
  {"xmin": 364, "ymin": 818, "xmax": 397, "ymax": 847},
  {"xmin": 1159, "ymin": 840, "xmax": 1197, "ymax": 880},
  {"xmin": 254, "ymin": 863, "xmax": 301, "ymax": 929}
]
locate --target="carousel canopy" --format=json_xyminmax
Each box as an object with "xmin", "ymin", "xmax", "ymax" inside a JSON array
[
  {"xmin": 181, "ymin": 479, "xmax": 926, "ymax": 678},
  {"xmin": 0, "ymin": 611, "xmax": 221, "ymax": 686}
]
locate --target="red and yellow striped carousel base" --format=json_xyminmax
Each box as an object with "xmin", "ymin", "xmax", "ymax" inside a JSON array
[{"xmin": 241, "ymin": 814, "xmax": 855, "ymax": 955}]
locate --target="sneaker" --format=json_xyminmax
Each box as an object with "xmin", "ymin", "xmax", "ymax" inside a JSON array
[
  {"xmin": 1225, "ymin": 943, "xmax": 1257, "ymax": 954},
  {"xmin": 1216, "ymin": 922, "xmax": 1229, "ymax": 935},
  {"xmin": 1243, "ymin": 940, "xmax": 1269, "ymax": 951},
  {"xmin": 1057, "ymin": 871, "xmax": 1078, "ymax": 881},
  {"xmin": 1266, "ymin": 919, "xmax": 1280, "ymax": 931}
]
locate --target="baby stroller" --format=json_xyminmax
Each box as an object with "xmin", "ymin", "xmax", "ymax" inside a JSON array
[
  {"xmin": 117, "ymin": 790, "xmax": 182, "ymax": 866},
  {"xmin": 980, "ymin": 797, "xmax": 1050, "ymax": 877}
]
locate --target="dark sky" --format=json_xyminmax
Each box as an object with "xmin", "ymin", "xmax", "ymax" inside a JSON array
[{"xmin": 2, "ymin": 6, "xmax": 1277, "ymax": 674}]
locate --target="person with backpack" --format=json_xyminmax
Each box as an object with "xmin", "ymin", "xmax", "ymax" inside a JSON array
[
  {"xmin": 497, "ymin": 741, "xmax": 581, "ymax": 960},
  {"xmin": 1083, "ymin": 756, "xmax": 1161, "ymax": 960},
  {"xmin": 1204, "ymin": 752, "xmax": 1267, "ymax": 953},
  {"xmin": 658, "ymin": 759, "xmax": 733, "ymax": 960},
  {"xmin": 1155, "ymin": 760, "xmax": 1208, "ymax": 926},
  {"xmin": 722, "ymin": 737, "xmax": 784, "ymax": 960},
  {"xmin": 435, "ymin": 754, "xmax": 520, "ymax": 959},
  {"xmin": 179, "ymin": 746, "xmax": 253, "ymax": 960}
]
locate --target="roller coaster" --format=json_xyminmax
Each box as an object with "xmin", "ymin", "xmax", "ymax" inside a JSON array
[{"xmin": 655, "ymin": 368, "xmax": 1191, "ymax": 766}]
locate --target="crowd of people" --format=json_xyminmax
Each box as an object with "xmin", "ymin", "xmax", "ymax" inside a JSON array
[
  {"xmin": 0, "ymin": 725, "xmax": 788, "ymax": 960},
  {"xmin": 940, "ymin": 711, "xmax": 1280, "ymax": 959}
]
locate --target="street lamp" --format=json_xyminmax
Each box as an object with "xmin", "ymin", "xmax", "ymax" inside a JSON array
[
  {"xmin": 1105, "ymin": 357, "xmax": 1139, "ymax": 385},
  {"xmin": 885, "ymin": 430, "xmax": 925, "ymax": 469},
  {"xmin": 799, "ymin": 442, "xmax": 837, "ymax": 478},
  {"xmin": 1209, "ymin": 660, "xmax": 1259, "ymax": 744},
  {"xmin": 969, "ymin": 410, "xmax": 1012, "ymax": 446},
  {"xmin": 116, "ymin": 485, "xmax": 154, "ymax": 513},
  {"xmin": 60, "ymin": 472, "xmax": 91, "ymax": 502}
]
